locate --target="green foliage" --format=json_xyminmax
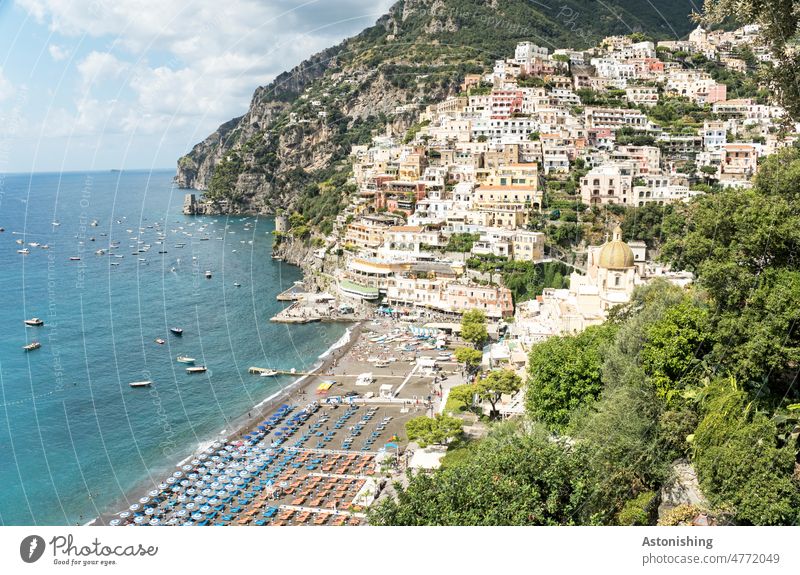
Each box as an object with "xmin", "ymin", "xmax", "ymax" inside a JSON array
[
  {"xmin": 617, "ymin": 491, "xmax": 657, "ymax": 526},
  {"xmin": 460, "ymin": 309, "xmax": 488, "ymax": 348},
  {"xmin": 453, "ymin": 347, "xmax": 482, "ymax": 371},
  {"xmin": 526, "ymin": 324, "xmax": 617, "ymax": 432},
  {"xmin": 692, "ymin": 377, "xmax": 800, "ymax": 525},
  {"xmin": 445, "ymin": 232, "xmax": 480, "ymax": 253},
  {"xmin": 475, "ymin": 369, "xmax": 523, "ymax": 417},
  {"xmin": 661, "ymin": 148, "xmax": 800, "ymax": 392},
  {"xmin": 368, "ymin": 423, "xmax": 596, "ymax": 526},
  {"xmin": 621, "ymin": 203, "xmax": 674, "ymax": 247},
  {"xmin": 640, "ymin": 300, "xmax": 714, "ymax": 404},
  {"xmin": 405, "ymin": 414, "xmax": 464, "ymax": 448}
]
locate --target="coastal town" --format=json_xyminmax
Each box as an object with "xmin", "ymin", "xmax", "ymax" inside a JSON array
[{"xmin": 121, "ymin": 21, "xmax": 799, "ymax": 527}]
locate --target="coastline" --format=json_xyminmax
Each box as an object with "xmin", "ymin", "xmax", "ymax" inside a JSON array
[{"xmin": 93, "ymin": 320, "xmax": 364, "ymax": 526}]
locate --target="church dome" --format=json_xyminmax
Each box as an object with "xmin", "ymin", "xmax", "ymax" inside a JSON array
[{"xmin": 597, "ymin": 225, "xmax": 634, "ymax": 269}]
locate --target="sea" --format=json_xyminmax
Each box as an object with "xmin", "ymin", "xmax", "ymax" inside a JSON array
[{"xmin": 0, "ymin": 169, "xmax": 347, "ymax": 525}]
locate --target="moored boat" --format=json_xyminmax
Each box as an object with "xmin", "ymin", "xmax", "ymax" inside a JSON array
[
  {"xmin": 23, "ymin": 341, "xmax": 41, "ymax": 351},
  {"xmin": 169, "ymin": 327, "xmax": 183, "ymax": 336},
  {"xmin": 155, "ymin": 338, "xmax": 166, "ymax": 345},
  {"xmin": 186, "ymin": 366, "xmax": 207, "ymax": 374},
  {"xmin": 176, "ymin": 356, "xmax": 195, "ymax": 364},
  {"xmin": 129, "ymin": 381, "xmax": 152, "ymax": 388},
  {"xmin": 24, "ymin": 318, "xmax": 44, "ymax": 327}
]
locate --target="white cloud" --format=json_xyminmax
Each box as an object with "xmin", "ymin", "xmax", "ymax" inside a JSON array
[
  {"xmin": 0, "ymin": 68, "xmax": 13, "ymax": 102},
  {"xmin": 48, "ymin": 44, "xmax": 69, "ymax": 61},
  {"xmin": 14, "ymin": 0, "xmax": 395, "ymax": 166},
  {"xmin": 77, "ymin": 51, "xmax": 127, "ymax": 89}
]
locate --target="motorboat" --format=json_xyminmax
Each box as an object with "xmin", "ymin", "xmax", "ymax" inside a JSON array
[
  {"xmin": 205, "ymin": 271, "xmax": 212, "ymax": 279},
  {"xmin": 23, "ymin": 341, "xmax": 41, "ymax": 351},
  {"xmin": 24, "ymin": 318, "xmax": 44, "ymax": 327},
  {"xmin": 233, "ymin": 283, "xmax": 241, "ymax": 287},
  {"xmin": 129, "ymin": 381, "xmax": 152, "ymax": 388},
  {"xmin": 17, "ymin": 248, "xmax": 30, "ymax": 255},
  {"xmin": 176, "ymin": 356, "xmax": 196, "ymax": 364},
  {"xmin": 258, "ymin": 369, "xmax": 278, "ymax": 377},
  {"xmin": 155, "ymin": 338, "xmax": 166, "ymax": 345},
  {"xmin": 186, "ymin": 366, "xmax": 207, "ymax": 374},
  {"xmin": 170, "ymin": 327, "xmax": 183, "ymax": 336},
  {"xmin": 69, "ymin": 256, "xmax": 81, "ymax": 261}
]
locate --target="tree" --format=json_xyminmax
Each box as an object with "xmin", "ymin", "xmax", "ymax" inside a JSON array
[
  {"xmin": 454, "ymin": 346, "xmax": 482, "ymax": 373},
  {"xmin": 369, "ymin": 423, "xmax": 596, "ymax": 526},
  {"xmin": 475, "ymin": 369, "xmax": 523, "ymax": 418},
  {"xmin": 692, "ymin": 377, "xmax": 800, "ymax": 525},
  {"xmin": 460, "ymin": 309, "xmax": 488, "ymax": 349},
  {"xmin": 526, "ymin": 324, "xmax": 617, "ymax": 432},
  {"xmin": 405, "ymin": 414, "xmax": 463, "ymax": 448},
  {"xmin": 640, "ymin": 300, "xmax": 714, "ymax": 404}
]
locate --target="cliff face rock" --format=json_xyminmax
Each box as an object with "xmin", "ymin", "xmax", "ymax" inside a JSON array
[{"xmin": 176, "ymin": 0, "xmax": 697, "ymax": 214}]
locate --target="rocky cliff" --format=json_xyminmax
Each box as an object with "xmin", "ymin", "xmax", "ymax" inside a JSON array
[{"xmin": 175, "ymin": 0, "xmax": 696, "ymax": 221}]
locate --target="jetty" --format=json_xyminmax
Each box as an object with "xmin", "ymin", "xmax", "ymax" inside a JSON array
[{"xmin": 276, "ymin": 281, "xmax": 306, "ymax": 301}]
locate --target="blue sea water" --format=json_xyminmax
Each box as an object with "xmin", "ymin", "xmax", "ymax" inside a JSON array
[{"xmin": 0, "ymin": 169, "xmax": 346, "ymax": 525}]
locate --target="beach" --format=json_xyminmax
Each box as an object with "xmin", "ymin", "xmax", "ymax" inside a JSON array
[{"xmin": 98, "ymin": 313, "xmax": 464, "ymax": 526}]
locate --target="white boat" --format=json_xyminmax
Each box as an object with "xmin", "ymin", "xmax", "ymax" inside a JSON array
[
  {"xmin": 259, "ymin": 369, "xmax": 278, "ymax": 377},
  {"xmin": 17, "ymin": 249, "xmax": 30, "ymax": 255},
  {"xmin": 176, "ymin": 356, "xmax": 195, "ymax": 364},
  {"xmin": 129, "ymin": 381, "xmax": 152, "ymax": 388},
  {"xmin": 186, "ymin": 366, "xmax": 207, "ymax": 374},
  {"xmin": 24, "ymin": 318, "xmax": 44, "ymax": 327}
]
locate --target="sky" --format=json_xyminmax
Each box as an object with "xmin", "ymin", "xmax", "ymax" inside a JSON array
[{"xmin": 0, "ymin": 0, "xmax": 395, "ymax": 173}]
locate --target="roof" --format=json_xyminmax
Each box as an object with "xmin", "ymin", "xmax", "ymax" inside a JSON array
[{"xmin": 597, "ymin": 225, "xmax": 635, "ymax": 269}]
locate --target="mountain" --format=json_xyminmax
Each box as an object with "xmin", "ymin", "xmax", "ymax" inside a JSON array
[{"xmin": 175, "ymin": 0, "xmax": 697, "ymax": 228}]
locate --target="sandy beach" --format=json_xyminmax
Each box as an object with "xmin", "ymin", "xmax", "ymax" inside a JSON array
[{"xmin": 98, "ymin": 313, "xmax": 464, "ymax": 526}]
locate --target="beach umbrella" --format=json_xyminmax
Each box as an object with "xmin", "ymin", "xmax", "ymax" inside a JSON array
[
  {"xmin": 182, "ymin": 464, "xmax": 192, "ymax": 472},
  {"xmin": 145, "ymin": 508, "xmax": 155, "ymax": 516},
  {"xmin": 166, "ymin": 477, "xmax": 176, "ymax": 485},
  {"xmin": 176, "ymin": 509, "xmax": 187, "ymax": 517},
  {"xmin": 200, "ymin": 505, "xmax": 211, "ymax": 513},
  {"xmin": 139, "ymin": 496, "xmax": 150, "ymax": 505},
  {"xmin": 191, "ymin": 512, "xmax": 203, "ymax": 521},
  {"xmin": 177, "ymin": 495, "xmax": 187, "ymax": 503},
  {"xmin": 173, "ymin": 471, "xmax": 183, "ymax": 478},
  {"xmin": 119, "ymin": 511, "xmax": 131, "ymax": 519},
  {"xmin": 134, "ymin": 516, "xmax": 146, "ymax": 524},
  {"xmin": 148, "ymin": 490, "xmax": 160, "ymax": 498},
  {"xmin": 158, "ymin": 482, "xmax": 169, "ymax": 490},
  {"xmin": 191, "ymin": 459, "xmax": 201, "ymax": 466},
  {"xmin": 171, "ymin": 486, "xmax": 181, "ymax": 493},
  {"xmin": 180, "ymin": 479, "xmax": 189, "ymax": 487},
  {"xmin": 186, "ymin": 488, "xmax": 196, "ymax": 496},
  {"xmin": 167, "ymin": 518, "xmax": 179, "ymax": 526},
  {"xmin": 201, "ymin": 489, "xmax": 212, "ymax": 497},
  {"xmin": 129, "ymin": 504, "xmax": 140, "ymax": 512},
  {"xmin": 185, "ymin": 502, "xmax": 196, "ymax": 511},
  {"xmin": 109, "ymin": 519, "xmax": 121, "ymax": 527},
  {"xmin": 188, "ymin": 473, "xmax": 198, "ymax": 480},
  {"xmin": 208, "ymin": 498, "xmax": 219, "ymax": 506}
]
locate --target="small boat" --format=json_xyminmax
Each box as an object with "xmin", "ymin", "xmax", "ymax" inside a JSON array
[
  {"xmin": 69, "ymin": 256, "xmax": 81, "ymax": 261},
  {"xmin": 186, "ymin": 366, "xmax": 207, "ymax": 374},
  {"xmin": 169, "ymin": 327, "xmax": 183, "ymax": 336},
  {"xmin": 23, "ymin": 341, "xmax": 41, "ymax": 351},
  {"xmin": 52, "ymin": 221, "xmax": 60, "ymax": 226},
  {"xmin": 205, "ymin": 271, "xmax": 212, "ymax": 279},
  {"xmin": 259, "ymin": 369, "xmax": 278, "ymax": 377},
  {"xmin": 176, "ymin": 356, "xmax": 195, "ymax": 364},
  {"xmin": 15, "ymin": 239, "xmax": 23, "ymax": 244},
  {"xmin": 155, "ymin": 338, "xmax": 166, "ymax": 345},
  {"xmin": 233, "ymin": 282, "xmax": 241, "ymax": 287},
  {"xmin": 17, "ymin": 249, "xmax": 30, "ymax": 255},
  {"xmin": 129, "ymin": 381, "xmax": 152, "ymax": 388},
  {"xmin": 24, "ymin": 318, "xmax": 44, "ymax": 327}
]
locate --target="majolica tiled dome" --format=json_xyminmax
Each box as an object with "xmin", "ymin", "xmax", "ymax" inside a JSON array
[{"xmin": 597, "ymin": 225, "xmax": 634, "ymax": 269}]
